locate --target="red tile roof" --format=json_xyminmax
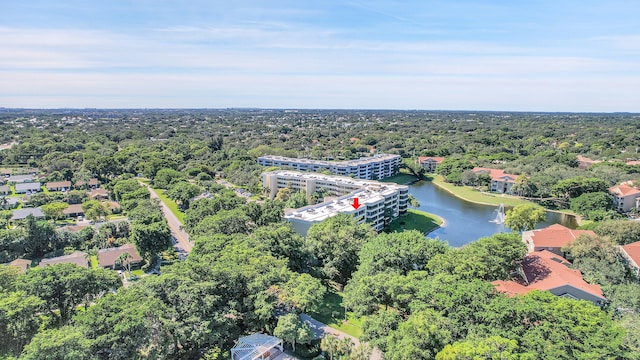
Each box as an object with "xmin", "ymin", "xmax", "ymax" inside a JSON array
[
  {"xmin": 472, "ymin": 167, "xmax": 518, "ymax": 182},
  {"xmin": 621, "ymin": 241, "xmax": 640, "ymax": 267},
  {"xmin": 492, "ymin": 250, "xmax": 605, "ymax": 300},
  {"xmin": 528, "ymin": 224, "xmax": 595, "ymax": 249},
  {"xmin": 609, "ymin": 181, "xmax": 640, "ymax": 197},
  {"xmin": 418, "ymin": 156, "xmax": 445, "ymax": 164}
]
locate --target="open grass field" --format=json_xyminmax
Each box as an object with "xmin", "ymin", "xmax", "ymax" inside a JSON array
[
  {"xmin": 388, "ymin": 209, "xmax": 443, "ymax": 234},
  {"xmin": 428, "ymin": 175, "xmax": 534, "ymax": 207},
  {"xmin": 380, "ymin": 172, "xmax": 418, "ymax": 185},
  {"xmin": 308, "ymin": 291, "xmax": 364, "ymax": 338}
]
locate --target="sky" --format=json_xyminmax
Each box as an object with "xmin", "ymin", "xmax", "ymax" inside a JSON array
[{"xmin": 1, "ymin": 0, "xmax": 639, "ymax": 111}]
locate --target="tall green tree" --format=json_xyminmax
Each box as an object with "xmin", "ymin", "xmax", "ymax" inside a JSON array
[
  {"xmin": 18, "ymin": 264, "xmax": 120, "ymax": 325},
  {"xmin": 305, "ymin": 214, "xmax": 375, "ymax": 285},
  {"xmin": 504, "ymin": 204, "xmax": 546, "ymax": 232}
]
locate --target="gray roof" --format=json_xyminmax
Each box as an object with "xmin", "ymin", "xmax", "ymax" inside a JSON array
[
  {"xmin": 15, "ymin": 182, "xmax": 41, "ymax": 192},
  {"xmin": 8, "ymin": 175, "xmax": 34, "ymax": 183},
  {"xmin": 0, "ymin": 185, "xmax": 9, "ymax": 193},
  {"xmin": 39, "ymin": 252, "xmax": 88, "ymax": 268},
  {"xmin": 11, "ymin": 207, "xmax": 45, "ymax": 220}
]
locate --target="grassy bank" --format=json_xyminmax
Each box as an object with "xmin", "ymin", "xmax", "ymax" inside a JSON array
[
  {"xmin": 428, "ymin": 175, "xmax": 534, "ymax": 207},
  {"xmin": 153, "ymin": 188, "xmax": 185, "ymax": 224},
  {"xmin": 389, "ymin": 209, "xmax": 443, "ymax": 234},
  {"xmin": 308, "ymin": 291, "xmax": 364, "ymax": 338},
  {"xmin": 380, "ymin": 172, "xmax": 418, "ymax": 185}
]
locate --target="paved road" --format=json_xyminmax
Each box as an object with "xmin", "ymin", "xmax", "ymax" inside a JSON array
[
  {"xmin": 300, "ymin": 314, "xmax": 383, "ymax": 360},
  {"xmin": 139, "ymin": 181, "xmax": 193, "ymax": 254}
]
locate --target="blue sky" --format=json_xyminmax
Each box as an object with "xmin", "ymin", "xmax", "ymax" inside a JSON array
[{"xmin": 1, "ymin": 1, "xmax": 639, "ymax": 111}]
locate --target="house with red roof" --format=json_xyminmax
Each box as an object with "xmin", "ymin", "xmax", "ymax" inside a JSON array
[
  {"xmin": 620, "ymin": 241, "xmax": 640, "ymax": 278},
  {"xmin": 417, "ymin": 156, "xmax": 445, "ymax": 173},
  {"xmin": 609, "ymin": 181, "xmax": 640, "ymax": 212},
  {"xmin": 472, "ymin": 167, "xmax": 519, "ymax": 194},
  {"xmin": 492, "ymin": 250, "xmax": 606, "ymax": 305},
  {"xmin": 522, "ymin": 224, "xmax": 595, "ymax": 256}
]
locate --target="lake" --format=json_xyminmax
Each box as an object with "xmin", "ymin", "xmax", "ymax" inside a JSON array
[{"xmin": 409, "ymin": 180, "xmax": 578, "ymax": 247}]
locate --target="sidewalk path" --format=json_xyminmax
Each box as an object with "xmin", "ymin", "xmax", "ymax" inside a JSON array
[{"xmin": 300, "ymin": 314, "xmax": 383, "ymax": 360}]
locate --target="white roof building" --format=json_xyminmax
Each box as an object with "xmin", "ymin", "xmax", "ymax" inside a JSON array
[
  {"xmin": 263, "ymin": 170, "xmax": 409, "ymax": 234},
  {"xmin": 258, "ymin": 154, "xmax": 401, "ymax": 180},
  {"xmin": 231, "ymin": 333, "xmax": 284, "ymax": 360}
]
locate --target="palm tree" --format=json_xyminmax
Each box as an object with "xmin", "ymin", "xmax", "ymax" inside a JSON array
[
  {"xmin": 84, "ymin": 248, "xmax": 98, "ymax": 268},
  {"xmin": 320, "ymin": 336, "xmax": 340, "ymax": 360},
  {"xmin": 349, "ymin": 343, "xmax": 372, "ymax": 360},
  {"xmin": 115, "ymin": 252, "xmax": 132, "ymax": 275}
]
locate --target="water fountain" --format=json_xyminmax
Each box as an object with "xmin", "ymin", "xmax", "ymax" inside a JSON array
[{"xmin": 491, "ymin": 203, "xmax": 506, "ymax": 224}]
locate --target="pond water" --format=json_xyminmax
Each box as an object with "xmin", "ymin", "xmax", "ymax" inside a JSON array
[{"xmin": 409, "ymin": 180, "xmax": 578, "ymax": 247}]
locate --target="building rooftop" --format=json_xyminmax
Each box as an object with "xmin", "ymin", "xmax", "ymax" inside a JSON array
[
  {"xmin": 259, "ymin": 153, "xmax": 400, "ymax": 167},
  {"xmin": 63, "ymin": 203, "xmax": 84, "ymax": 215},
  {"xmin": 526, "ymin": 224, "xmax": 595, "ymax": 249},
  {"xmin": 609, "ymin": 181, "xmax": 640, "ymax": 197},
  {"xmin": 97, "ymin": 244, "xmax": 143, "ymax": 268},
  {"xmin": 472, "ymin": 167, "xmax": 519, "ymax": 182},
  {"xmin": 8, "ymin": 174, "xmax": 34, "ymax": 183},
  {"xmin": 418, "ymin": 156, "xmax": 445, "ymax": 163},
  {"xmin": 11, "ymin": 207, "xmax": 45, "ymax": 220},
  {"xmin": 492, "ymin": 250, "xmax": 605, "ymax": 301},
  {"xmin": 15, "ymin": 182, "xmax": 41, "ymax": 191},
  {"xmin": 621, "ymin": 241, "xmax": 640, "ymax": 268},
  {"xmin": 46, "ymin": 181, "xmax": 71, "ymax": 188},
  {"xmin": 39, "ymin": 251, "xmax": 88, "ymax": 268}
]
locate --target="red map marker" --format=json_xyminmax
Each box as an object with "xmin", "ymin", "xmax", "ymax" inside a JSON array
[{"xmin": 351, "ymin": 198, "xmax": 361, "ymax": 209}]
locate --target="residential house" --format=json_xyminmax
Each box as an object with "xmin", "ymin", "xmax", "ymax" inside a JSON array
[
  {"xmin": 492, "ymin": 250, "xmax": 606, "ymax": 305},
  {"xmin": 609, "ymin": 181, "xmax": 640, "ymax": 212},
  {"xmin": 89, "ymin": 188, "xmax": 109, "ymax": 200},
  {"xmin": 97, "ymin": 244, "xmax": 143, "ymax": 270},
  {"xmin": 0, "ymin": 185, "xmax": 9, "ymax": 195},
  {"xmin": 14, "ymin": 182, "xmax": 41, "ymax": 194},
  {"xmin": 522, "ymin": 224, "xmax": 596, "ymax": 256},
  {"xmin": 8, "ymin": 174, "xmax": 34, "ymax": 184},
  {"xmin": 103, "ymin": 201, "xmax": 122, "ymax": 214},
  {"xmin": 63, "ymin": 203, "xmax": 84, "ymax": 218},
  {"xmin": 0, "ymin": 197, "xmax": 19, "ymax": 210},
  {"xmin": 7, "ymin": 258, "xmax": 31, "ymax": 273},
  {"xmin": 472, "ymin": 167, "xmax": 519, "ymax": 194},
  {"xmin": 76, "ymin": 178, "xmax": 100, "ymax": 189},
  {"xmin": 231, "ymin": 333, "xmax": 284, "ymax": 360},
  {"xmin": 417, "ymin": 156, "xmax": 445, "ymax": 173},
  {"xmin": 576, "ymin": 155, "xmax": 602, "ymax": 169},
  {"xmin": 45, "ymin": 180, "xmax": 72, "ymax": 192},
  {"xmin": 11, "ymin": 207, "xmax": 45, "ymax": 221},
  {"xmin": 39, "ymin": 251, "xmax": 89, "ymax": 268},
  {"xmin": 620, "ymin": 241, "xmax": 640, "ymax": 279}
]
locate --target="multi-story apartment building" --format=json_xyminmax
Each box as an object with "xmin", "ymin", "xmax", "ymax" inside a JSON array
[
  {"xmin": 417, "ymin": 156, "xmax": 445, "ymax": 173},
  {"xmin": 609, "ymin": 181, "xmax": 640, "ymax": 212},
  {"xmin": 257, "ymin": 154, "xmax": 401, "ymax": 180},
  {"xmin": 262, "ymin": 170, "xmax": 409, "ymax": 234}
]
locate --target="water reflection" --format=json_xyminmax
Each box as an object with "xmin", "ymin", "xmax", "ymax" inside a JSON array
[{"xmin": 409, "ymin": 180, "xmax": 577, "ymax": 247}]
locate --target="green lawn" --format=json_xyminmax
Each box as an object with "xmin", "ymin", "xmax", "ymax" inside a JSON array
[
  {"xmin": 428, "ymin": 175, "xmax": 534, "ymax": 207},
  {"xmin": 90, "ymin": 255, "xmax": 98, "ymax": 269},
  {"xmin": 380, "ymin": 172, "xmax": 418, "ymax": 185},
  {"xmin": 308, "ymin": 291, "xmax": 364, "ymax": 338},
  {"xmin": 388, "ymin": 209, "xmax": 443, "ymax": 234},
  {"xmin": 153, "ymin": 188, "xmax": 185, "ymax": 224}
]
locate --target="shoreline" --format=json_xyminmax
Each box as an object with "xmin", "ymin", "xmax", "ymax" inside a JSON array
[{"xmin": 417, "ymin": 175, "xmax": 584, "ymax": 226}]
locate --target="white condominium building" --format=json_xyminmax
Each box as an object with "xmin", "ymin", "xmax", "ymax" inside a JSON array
[
  {"xmin": 257, "ymin": 154, "xmax": 401, "ymax": 180},
  {"xmin": 262, "ymin": 170, "xmax": 409, "ymax": 234}
]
